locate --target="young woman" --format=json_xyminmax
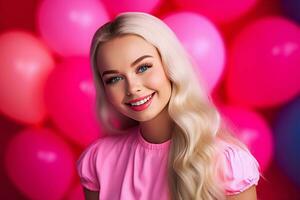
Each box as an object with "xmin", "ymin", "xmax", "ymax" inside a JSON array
[{"xmin": 77, "ymin": 12, "xmax": 260, "ymax": 200}]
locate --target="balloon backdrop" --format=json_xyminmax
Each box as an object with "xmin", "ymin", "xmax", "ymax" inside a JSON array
[
  {"xmin": 257, "ymin": 162, "xmax": 300, "ymax": 199},
  {"xmin": 273, "ymin": 96, "xmax": 300, "ymax": 187},
  {"xmin": 0, "ymin": 31, "xmax": 54, "ymax": 124},
  {"xmin": 219, "ymin": 106, "xmax": 274, "ymax": 171},
  {"xmin": 281, "ymin": 0, "xmax": 300, "ymax": 24},
  {"xmin": 173, "ymin": 0, "xmax": 258, "ymax": 23},
  {"xmin": 37, "ymin": 0, "xmax": 109, "ymax": 56},
  {"xmin": 101, "ymin": 0, "xmax": 162, "ymax": 17},
  {"xmin": 44, "ymin": 57, "xmax": 102, "ymax": 147},
  {"xmin": 0, "ymin": 116, "xmax": 25, "ymax": 200},
  {"xmin": 226, "ymin": 17, "xmax": 300, "ymax": 108},
  {"xmin": 163, "ymin": 12, "xmax": 225, "ymax": 92},
  {"xmin": 1, "ymin": 0, "xmax": 300, "ymax": 198},
  {"xmin": 66, "ymin": 184, "xmax": 85, "ymax": 200},
  {"xmin": 0, "ymin": 0, "xmax": 39, "ymax": 32},
  {"xmin": 4, "ymin": 128, "xmax": 75, "ymax": 200}
]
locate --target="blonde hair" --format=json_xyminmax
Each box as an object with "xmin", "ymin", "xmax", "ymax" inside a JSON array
[{"xmin": 90, "ymin": 12, "xmax": 238, "ymax": 200}]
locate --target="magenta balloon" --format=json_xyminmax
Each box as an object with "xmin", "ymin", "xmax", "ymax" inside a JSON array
[
  {"xmin": 0, "ymin": 31, "xmax": 54, "ymax": 124},
  {"xmin": 37, "ymin": 0, "xmax": 109, "ymax": 56},
  {"xmin": 226, "ymin": 17, "xmax": 300, "ymax": 108},
  {"xmin": 163, "ymin": 12, "xmax": 225, "ymax": 92},
  {"xmin": 4, "ymin": 128, "xmax": 75, "ymax": 200},
  {"xmin": 220, "ymin": 106, "xmax": 273, "ymax": 172},
  {"xmin": 101, "ymin": 0, "xmax": 162, "ymax": 16},
  {"xmin": 44, "ymin": 57, "xmax": 102, "ymax": 147},
  {"xmin": 173, "ymin": 0, "xmax": 258, "ymax": 23}
]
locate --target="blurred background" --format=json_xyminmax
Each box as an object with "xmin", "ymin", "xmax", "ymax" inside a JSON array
[{"xmin": 0, "ymin": 0, "xmax": 299, "ymax": 199}]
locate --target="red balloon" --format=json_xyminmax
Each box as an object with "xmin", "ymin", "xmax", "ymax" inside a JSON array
[
  {"xmin": 0, "ymin": 31, "xmax": 55, "ymax": 124},
  {"xmin": 257, "ymin": 162, "xmax": 300, "ymax": 199},
  {"xmin": 0, "ymin": 0, "xmax": 39, "ymax": 32},
  {"xmin": 65, "ymin": 183, "xmax": 85, "ymax": 200},
  {"xmin": 0, "ymin": 116, "xmax": 26, "ymax": 200}
]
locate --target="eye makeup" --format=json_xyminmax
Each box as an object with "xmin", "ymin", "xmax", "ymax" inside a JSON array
[{"xmin": 104, "ymin": 63, "xmax": 153, "ymax": 85}]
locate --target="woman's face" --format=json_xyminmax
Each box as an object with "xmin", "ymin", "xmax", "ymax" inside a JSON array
[{"xmin": 96, "ymin": 34, "xmax": 172, "ymax": 122}]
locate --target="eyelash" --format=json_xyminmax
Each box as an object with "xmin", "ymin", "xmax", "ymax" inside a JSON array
[{"xmin": 105, "ymin": 63, "xmax": 152, "ymax": 85}]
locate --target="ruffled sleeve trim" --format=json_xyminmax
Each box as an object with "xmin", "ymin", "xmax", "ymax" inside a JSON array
[
  {"xmin": 76, "ymin": 139, "xmax": 101, "ymax": 191},
  {"xmin": 216, "ymin": 140, "xmax": 260, "ymax": 195}
]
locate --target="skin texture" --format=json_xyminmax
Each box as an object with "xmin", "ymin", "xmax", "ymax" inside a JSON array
[
  {"xmin": 84, "ymin": 34, "xmax": 258, "ymax": 200},
  {"xmin": 97, "ymin": 34, "xmax": 174, "ymax": 144},
  {"xmin": 226, "ymin": 186, "xmax": 257, "ymax": 200}
]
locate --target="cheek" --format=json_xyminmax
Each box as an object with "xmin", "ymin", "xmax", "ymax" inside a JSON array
[
  {"xmin": 147, "ymin": 66, "xmax": 169, "ymax": 86},
  {"xmin": 145, "ymin": 74, "xmax": 163, "ymax": 88},
  {"xmin": 104, "ymin": 87, "xmax": 124, "ymax": 106},
  {"xmin": 146, "ymin": 68, "xmax": 171, "ymax": 91}
]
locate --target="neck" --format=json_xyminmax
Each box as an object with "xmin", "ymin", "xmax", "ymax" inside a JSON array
[{"xmin": 139, "ymin": 105, "xmax": 174, "ymax": 144}]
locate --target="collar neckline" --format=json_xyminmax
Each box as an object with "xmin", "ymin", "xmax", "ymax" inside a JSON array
[{"xmin": 137, "ymin": 127, "xmax": 172, "ymax": 150}]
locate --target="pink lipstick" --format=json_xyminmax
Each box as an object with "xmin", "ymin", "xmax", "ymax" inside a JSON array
[{"xmin": 126, "ymin": 92, "xmax": 155, "ymax": 111}]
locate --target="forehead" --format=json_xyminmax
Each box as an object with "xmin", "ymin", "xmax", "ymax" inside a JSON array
[{"xmin": 96, "ymin": 35, "xmax": 159, "ymax": 71}]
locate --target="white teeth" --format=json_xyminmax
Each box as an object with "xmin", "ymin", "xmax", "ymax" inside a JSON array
[{"xmin": 130, "ymin": 94, "xmax": 152, "ymax": 106}]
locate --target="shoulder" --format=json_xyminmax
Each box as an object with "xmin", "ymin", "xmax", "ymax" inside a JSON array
[
  {"xmin": 76, "ymin": 131, "xmax": 136, "ymax": 191},
  {"xmin": 76, "ymin": 138, "xmax": 102, "ymax": 191},
  {"xmin": 215, "ymin": 139, "xmax": 260, "ymax": 195},
  {"xmin": 77, "ymin": 131, "xmax": 136, "ymax": 165}
]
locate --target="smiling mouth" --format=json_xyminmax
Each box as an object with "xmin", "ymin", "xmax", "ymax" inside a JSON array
[{"xmin": 125, "ymin": 92, "xmax": 155, "ymax": 107}]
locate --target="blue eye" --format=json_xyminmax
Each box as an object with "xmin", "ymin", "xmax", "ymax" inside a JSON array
[
  {"xmin": 105, "ymin": 76, "xmax": 123, "ymax": 84},
  {"xmin": 137, "ymin": 63, "xmax": 152, "ymax": 73},
  {"xmin": 105, "ymin": 63, "xmax": 152, "ymax": 85}
]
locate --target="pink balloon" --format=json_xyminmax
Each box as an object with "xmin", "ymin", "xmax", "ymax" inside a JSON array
[
  {"xmin": 37, "ymin": 0, "xmax": 109, "ymax": 56},
  {"xmin": 4, "ymin": 128, "xmax": 75, "ymax": 200},
  {"xmin": 65, "ymin": 184, "xmax": 85, "ymax": 200},
  {"xmin": 0, "ymin": 31, "xmax": 55, "ymax": 124},
  {"xmin": 173, "ymin": 0, "xmax": 258, "ymax": 23},
  {"xmin": 163, "ymin": 12, "xmax": 225, "ymax": 93},
  {"xmin": 226, "ymin": 17, "xmax": 300, "ymax": 108},
  {"xmin": 101, "ymin": 0, "xmax": 162, "ymax": 17},
  {"xmin": 44, "ymin": 57, "xmax": 102, "ymax": 147},
  {"xmin": 219, "ymin": 106, "xmax": 274, "ymax": 172}
]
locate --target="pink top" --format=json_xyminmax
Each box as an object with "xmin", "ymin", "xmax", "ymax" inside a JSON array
[{"xmin": 77, "ymin": 127, "xmax": 260, "ymax": 199}]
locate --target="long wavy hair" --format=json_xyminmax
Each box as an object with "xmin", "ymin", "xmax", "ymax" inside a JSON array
[{"xmin": 90, "ymin": 12, "xmax": 241, "ymax": 200}]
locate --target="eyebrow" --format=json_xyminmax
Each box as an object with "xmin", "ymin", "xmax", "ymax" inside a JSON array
[{"xmin": 101, "ymin": 55, "xmax": 152, "ymax": 77}]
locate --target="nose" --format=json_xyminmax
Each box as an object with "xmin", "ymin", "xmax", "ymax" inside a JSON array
[{"xmin": 125, "ymin": 76, "xmax": 141, "ymax": 96}]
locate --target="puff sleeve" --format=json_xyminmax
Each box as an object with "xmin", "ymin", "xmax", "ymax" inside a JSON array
[
  {"xmin": 76, "ymin": 140, "xmax": 100, "ymax": 191},
  {"xmin": 216, "ymin": 142, "xmax": 260, "ymax": 195}
]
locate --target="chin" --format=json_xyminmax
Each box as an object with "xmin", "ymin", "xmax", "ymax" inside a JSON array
[
  {"xmin": 127, "ymin": 111, "xmax": 158, "ymax": 122},
  {"xmin": 130, "ymin": 115, "xmax": 155, "ymax": 122}
]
